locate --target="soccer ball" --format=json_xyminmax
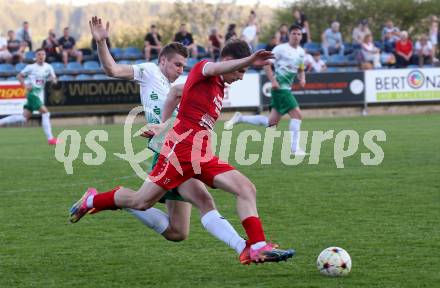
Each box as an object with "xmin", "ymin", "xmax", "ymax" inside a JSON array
[{"xmin": 316, "ymin": 247, "xmax": 352, "ymax": 277}]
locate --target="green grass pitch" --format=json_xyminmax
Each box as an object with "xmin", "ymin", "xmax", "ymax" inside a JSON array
[{"xmin": 1, "ymin": 114, "xmax": 439, "ymax": 287}]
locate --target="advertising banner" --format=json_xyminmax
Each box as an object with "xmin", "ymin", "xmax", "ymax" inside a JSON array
[
  {"xmin": 261, "ymin": 72, "xmax": 365, "ymax": 108},
  {"xmin": 46, "ymin": 73, "xmax": 261, "ymax": 108},
  {"xmin": 175, "ymin": 72, "xmax": 260, "ymax": 108},
  {"xmin": 365, "ymin": 68, "xmax": 440, "ymax": 103},
  {"xmin": 0, "ymin": 81, "xmax": 27, "ymax": 115},
  {"xmin": 45, "ymin": 80, "xmax": 140, "ymax": 106}
]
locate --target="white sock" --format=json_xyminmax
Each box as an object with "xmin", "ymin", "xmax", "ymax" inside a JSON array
[
  {"xmin": 0, "ymin": 114, "xmax": 26, "ymax": 126},
  {"xmin": 201, "ymin": 210, "xmax": 246, "ymax": 254},
  {"xmin": 41, "ymin": 112, "xmax": 54, "ymax": 140},
  {"xmin": 289, "ymin": 119, "xmax": 302, "ymax": 152},
  {"xmin": 239, "ymin": 115, "xmax": 269, "ymax": 127},
  {"xmin": 126, "ymin": 208, "xmax": 170, "ymax": 235},
  {"xmin": 251, "ymin": 241, "xmax": 268, "ymax": 250}
]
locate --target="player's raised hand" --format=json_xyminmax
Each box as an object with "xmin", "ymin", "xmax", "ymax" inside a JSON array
[
  {"xmin": 249, "ymin": 49, "xmax": 274, "ymax": 67},
  {"xmin": 89, "ymin": 16, "xmax": 110, "ymax": 42}
]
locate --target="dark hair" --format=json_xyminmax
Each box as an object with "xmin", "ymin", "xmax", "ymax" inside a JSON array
[
  {"xmin": 220, "ymin": 39, "xmax": 251, "ymax": 59},
  {"xmin": 7, "ymin": 30, "xmax": 13, "ymax": 34},
  {"xmin": 23, "ymin": 21, "xmax": 29, "ymax": 25},
  {"xmin": 35, "ymin": 48, "xmax": 45, "ymax": 53},
  {"xmin": 159, "ymin": 42, "xmax": 188, "ymax": 60},
  {"xmin": 289, "ymin": 24, "xmax": 302, "ymax": 32},
  {"xmin": 151, "ymin": 24, "xmax": 156, "ymax": 29},
  {"xmin": 64, "ymin": 27, "xmax": 69, "ymax": 31},
  {"xmin": 227, "ymin": 24, "xmax": 236, "ymax": 32}
]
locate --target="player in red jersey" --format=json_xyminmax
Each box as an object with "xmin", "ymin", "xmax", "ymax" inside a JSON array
[{"xmin": 70, "ymin": 39, "xmax": 295, "ymax": 263}]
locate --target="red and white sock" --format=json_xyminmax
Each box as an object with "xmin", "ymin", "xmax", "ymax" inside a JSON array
[
  {"xmin": 242, "ymin": 216, "xmax": 267, "ymax": 250},
  {"xmin": 86, "ymin": 187, "xmax": 120, "ymax": 210}
]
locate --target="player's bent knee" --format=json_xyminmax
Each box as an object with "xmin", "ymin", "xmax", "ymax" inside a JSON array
[{"xmin": 164, "ymin": 230, "xmax": 188, "ymax": 242}]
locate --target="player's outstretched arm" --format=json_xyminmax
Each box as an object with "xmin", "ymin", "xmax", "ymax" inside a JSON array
[
  {"xmin": 89, "ymin": 16, "xmax": 133, "ymax": 80},
  {"xmin": 162, "ymin": 83, "xmax": 184, "ymax": 122},
  {"xmin": 203, "ymin": 49, "xmax": 273, "ymax": 77}
]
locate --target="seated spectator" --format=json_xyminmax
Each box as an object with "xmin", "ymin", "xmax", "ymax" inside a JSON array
[
  {"xmin": 361, "ymin": 34, "xmax": 381, "ymax": 68},
  {"xmin": 382, "ymin": 19, "xmax": 400, "ymax": 53},
  {"xmin": 174, "ymin": 24, "xmax": 197, "ymax": 58},
  {"xmin": 16, "ymin": 21, "xmax": 32, "ymax": 51},
  {"xmin": 352, "ymin": 19, "xmax": 371, "ymax": 45},
  {"xmin": 225, "ymin": 24, "xmax": 237, "ymax": 42},
  {"xmin": 241, "ymin": 10, "xmax": 259, "ymax": 51},
  {"xmin": 0, "ymin": 34, "xmax": 12, "ymax": 63},
  {"xmin": 265, "ymin": 36, "xmax": 278, "ymax": 51},
  {"xmin": 144, "ymin": 25, "xmax": 161, "ymax": 61},
  {"xmin": 395, "ymin": 31, "xmax": 414, "ymax": 68},
  {"xmin": 415, "ymin": 34, "xmax": 434, "ymax": 67},
  {"xmin": 292, "ymin": 8, "xmax": 311, "ymax": 45},
  {"xmin": 322, "ymin": 21, "xmax": 345, "ymax": 58},
  {"xmin": 275, "ymin": 24, "xmax": 289, "ymax": 44},
  {"xmin": 58, "ymin": 27, "xmax": 83, "ymax": 66},
  {"xmin": 208, "ymin": 27, "xmax": 223, "ymax": 60},
  {"xmin": 305, "ymin": 51, "xmax": 326, "ymax": 72},
  {"xmin": 7, "ymin": 30, "xmax": 25, "ymax": 64},
  {"xmin": 42, "ymin": 29, "xmax": 60, "ymax": 62}
]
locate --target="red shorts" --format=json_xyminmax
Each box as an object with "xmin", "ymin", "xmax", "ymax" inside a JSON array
[{"xmin": 149, "ymin": 140, "xmax": 235, "ymax": 190}]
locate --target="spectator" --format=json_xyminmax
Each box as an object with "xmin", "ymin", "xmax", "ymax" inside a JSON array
[
  {"xmin": 174, "ymin": 24, "xmax": 197, "ymax": 58},
  {"xmin": 42, "ymin": 29, "xmax": 60, "ymax": 62},
  {"xmin": 265, "ymin": 36, "xmax": 278, "ymax": 51},
  {"xmin": 16, "ymin": 21, "xmax": 32, "ymax": 51},
  {"xmin": 321, "ymin": 21, "xmax": 345, "ymax": 58},
  {"xmin": 144, "ymin": 24, "xmax": 161, "ymax": 61},
  {"xmin": 208, "ymin": 27, "xmax": 223, "ymax": 60},
  {"xmin": 225, "ymin": 24, "xmax": 237, "ymax": 42},
  {"xmin": 292, "ymin": 8, "xmax": 311, "ymax": 45},
  {"xmin": 275, "ymin": 24, "xmax": 289, "ymax": 44},
  {"xmin": 395, "ymin": 31, "xmax": 413, "ymax": 68},
  {"xmin": 352, "ymin": 19, "xmax": 371, "ymax": 46},
  {"xmin": 361, "ymin": 34, "xmax": 381, "ymax": 68},
  {"xmin": 58, "ymin": 27, "xmax": 83, "ymax": 66},
  {"xmin": 305, "ymin": 51, "xmax": 327, "ymax": 72},
  {"xmin": 382, "ymin": 19, "xmax": 400, "ymax": 53},
  {"xmin": 0, "ymin": 34, "xmax": 12, "ymax": 63},
  {"xmin": 415, "ymin": 34, "xmax": 434, "ymax": 67},
  {"xmin": 428, "ymin": 15, "xmax": 438, "ymax": 60},
  {"xmin": 241, "ymin": 10, "xmax": 259, "ymax": 51},
  {"xmin": 7, "ymin": 30, "xmax": 25, "ymax": 64}
]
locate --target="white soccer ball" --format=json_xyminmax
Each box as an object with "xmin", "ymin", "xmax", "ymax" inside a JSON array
[{"xmin": 316, "ymin": 247, "xmax": 352, "ymax": 277}]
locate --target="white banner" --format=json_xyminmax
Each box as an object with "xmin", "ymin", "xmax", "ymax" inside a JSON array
[
  {"xmin": 175, "ymin": 72, "xmax": 260, "ymax": 108},
  {"xmin": 0, "ymin": 81, "xmax": 27, "ymax": 115},
  {"xmin": 365, "ymin": 68, "xmax": 440, "ymax": 103}
]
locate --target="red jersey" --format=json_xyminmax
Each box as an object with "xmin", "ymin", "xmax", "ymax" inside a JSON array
[
  {"xmin": 174, "ymin": 60, "xmax": 225, "ymax": 143},
  {"xmin": 396, "ymin": 40, "xmax": 413, "ymax": 56}
]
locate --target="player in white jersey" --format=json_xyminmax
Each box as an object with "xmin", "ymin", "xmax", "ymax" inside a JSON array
[
  {"xmin": 0, "ymin": 48, "xmax": 60, "ymax": 145},
  {"xmin": 82, "ymin": 16, "xmax": 253, "ymax": 264},
  {"xmin": 225, "ymin": 24, "xmax": 307, "ymax": 155}
]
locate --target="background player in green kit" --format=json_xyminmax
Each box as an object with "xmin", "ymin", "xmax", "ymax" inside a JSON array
[
  {"xmin": 81, "ymin": 16, "xmax": 253, "ymax": 264},
  {"xmin": 225, "ymin": 24, "xmax": 307, "ymax": 155},
  {"xmin": 0, "ymin": 48, "xmax": 60, "ymax": 145}
]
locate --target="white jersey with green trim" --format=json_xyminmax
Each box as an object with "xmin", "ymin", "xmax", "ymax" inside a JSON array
[
  {"xmin": 132, "ymin": 62, "xmax": 176, "ymax": 124},
  {"xmin": 272, "ymin": 43, "xmax": 305, "ymax": 90},
  {"xmin": 21, "ymin": 63, "xmax": 56, "ymax": 96}
]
